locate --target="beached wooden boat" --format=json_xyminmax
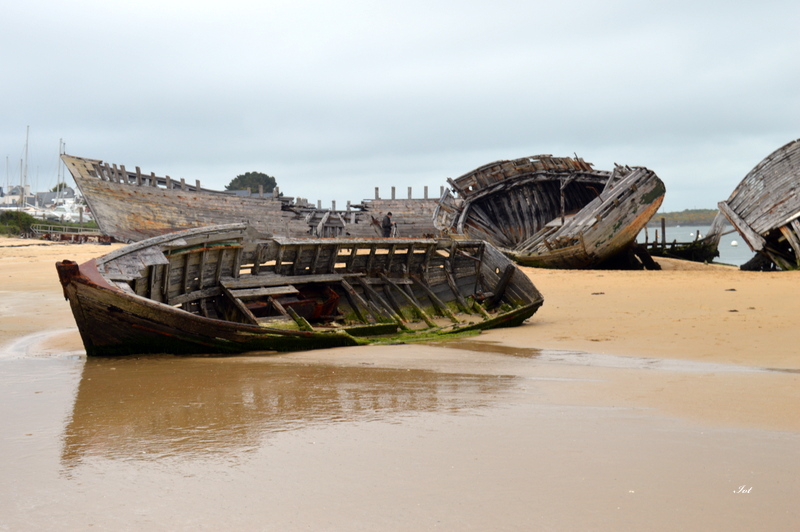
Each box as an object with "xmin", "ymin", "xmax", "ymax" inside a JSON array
[
  {"xmin": 642, "ymin": 214, "xmax": 725, "ymax": 263},
  {"xmin": 61, "ymin": 154, "xmax": 440, "ymax": 242},
  {"xmin": 433, "ymin": 155, "xmax": 666, "ymax": 269},
  {"xmin": 718, "ymin": 139, "xmax": 800, "ymax": 270},
  {"xmin": 56, "ymin": 223, "xmax": 544, "ymax": 356}
]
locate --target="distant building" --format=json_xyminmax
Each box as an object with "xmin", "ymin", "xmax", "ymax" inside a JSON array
[{"xmin": 37, "ymin": 187, "xmax": 76, "ymax": 207}]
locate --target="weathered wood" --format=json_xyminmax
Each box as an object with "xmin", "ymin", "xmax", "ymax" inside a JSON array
[
  {"xmin": 442, "ymin": 264, "xmax": 469, "ymax": 312},
  {"xmin": 220, "ymin": 284, "xmax": 260, "ymax": 325},
  {"xmin": 339, "ymin": 279, "xmax": 376, "ymax": 324},
  {"xmin": 287, "ymin": 306, "xmax": 314, "ymax": 331},
  {"xmin": 438, "ymin": 155, "xmax": 665, "ymax": 269},
  {"xmin": 380, "ymin": 274, "xmax": 436, "ymax": 327},
  {"xmin": 485, "ymin": 265, "xmax": 515, "ymax": 309},
  {"xmin": 221, "ymin": 272, "xmax": 351, "ymax": 290},
  {"xmin": 380, "ymin": 283, "xmax": 407, "ymax": 321},
  {"xmin": 56, "ymin": 223, "xmax": 545, "ymax": 356},
  {"xmin": 229, "ymin": 285, "xmax": 299, "ymax": 299},
  {"xmin": 410, "ymin": 274, "xmax": 459, "ymax": 323},
  {"xmin": 354, "ymin": 276, "xmax": 409, "ymax": 329}
]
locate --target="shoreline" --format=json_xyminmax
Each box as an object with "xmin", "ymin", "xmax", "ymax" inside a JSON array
[{"xmin": 2, "ymin": 237, "xmax": 799, "ymax": 369}]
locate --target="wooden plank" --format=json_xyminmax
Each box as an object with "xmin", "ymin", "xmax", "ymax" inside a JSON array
[
  {"xmin": 252, "ymin": 243, "xmax": 264, "ymax": 275},
  {"xmin": 220, "ymin": 284, "xmax": 259, "ymax": 325},
  {"xmin": 779, "ymin": 224, "xmax": 800, "ymax": 266},
  {"xmin": 345, "ymin": 245, "xmax": 358, "ymax": 272},
  {"xmin": 309, "ymin": 245, "xmax": 322, "ymax": 274},
  {"xmin": 274, "ymin": 244, "xmax": 284, "ymax": 274},
  {"xmin": 380, "ymin": 274, "xmax": 436, "ymax": 327},
  {"xmin": 381, "ymin": 283, "xmax": 407, "ymax": 321},
  {"xmin": 292, "ymin": 245, "xmax": 304, "ymax": 275},
  {"xmin": 287, "ymin": 307, "xmax": 314, "ymax": 331},
  {"xmin": 443, "ymin": 263, "xmax": 469, "ymax": 312},
  {"xmin": 221, "ymin": 272, "xmax": 353, "ymax": 289},
  {"xmin": 324, "ymin": 244, "xmax": 339, "ymax": 273},
  {"xmin": 215, "ymin": 248, "xmax": 226, "ymax": 284},
  {"xmin": 168, "ymin": 286, "xmax": 222, "ymax": 306},
  {"xmin": 229, "ymin": 285, "xmax": 300, "ymax": 298},
  {"xmin": 354, "ymin": 276, "xmax": 409, "ymax": 329},
  {"xmin": 232, "ymin": 246, "xmax": 243, "ymax": 278},
  {"xmin": 410, "ymin": 274, "xmax": 459, "ymax": 323},
  {"xmin": 198, "ymin": 247, "xmax": 208, "ymax": 288},
  {"xmin": 366, "ymin": 245, "xmax": 377, "ymax": 271},
  {"xmin": 267, "ymin": 296, "xmax": 290, "ymax": 318},
  {"xmin": 485, "ymin": 264, "xmax": 515, "ymax": 309},
  {"xmin": 182, "ymin": 253, "xmax": 191, "ymax": 293},
  {"xmin": 339, "ymin": 279, "xmax": 376, "ymax": 324},
  {"xmin": 718, "ymin": 201, "xmax": 765, "ymax": 251}
]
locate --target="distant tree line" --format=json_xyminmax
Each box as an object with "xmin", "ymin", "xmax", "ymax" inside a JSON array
[
  {"xmin": 0, "ymin": 211, "xmax": 35, "ymax": 236},
  {"xmin": 226, "ymin": 172, "xmax": 277, "ymax": 193},
  {"xmin": 646, "ymin": 209, "xmax": 719, "ymax": 227}
]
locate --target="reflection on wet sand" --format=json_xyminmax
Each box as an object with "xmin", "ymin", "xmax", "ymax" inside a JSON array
[
  {"xmin": 425, "ymin": 339, "xmax": 543, "ymax": 358},
  {"xmin": 62, "ymin": 355, "xmax": 516, "ymax": 468}
]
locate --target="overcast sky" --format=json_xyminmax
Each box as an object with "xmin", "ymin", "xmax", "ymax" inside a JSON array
[{"xmin": 2, "ymin": 0, "xmax": 798, "ymax": 211}]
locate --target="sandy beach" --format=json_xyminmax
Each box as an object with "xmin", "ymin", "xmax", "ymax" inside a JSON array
[{"xmin": 1, "ymin": 237, "xmax": 798, "ymax": 530}]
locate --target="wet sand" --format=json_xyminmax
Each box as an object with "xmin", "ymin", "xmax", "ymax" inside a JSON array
[{"xmin": 1, "ymin": 238, "xmax": 798, "ymax": 530}]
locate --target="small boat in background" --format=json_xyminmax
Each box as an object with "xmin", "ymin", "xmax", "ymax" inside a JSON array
[
  {"xmin": 718, "ymin": 139, "xmax": 800, "ymax": 270},
  {"xmin": 56, "ymin": 223, "xmax": 544, "ymax": 356},
  {"xmin": 434, "ymin": 154, "xmax": 666, "ymax": 269},
  {"xmin": 643, "ymin": 213, "xmax": 725, "ymax": 263}
]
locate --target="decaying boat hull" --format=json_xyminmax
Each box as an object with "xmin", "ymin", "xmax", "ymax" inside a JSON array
[
  {"xmin": 718, "ymin": 139, "xmax": 800, "ymax": 270},
  {"xmin": 62, "ymin": 155, "xmax": 440, "ymax": 242},
  {"xmin": 56, "ymin": 224, "xmax": 544, "ymax": 356},
  {"xmin": 435, "ymin": 155, "xmax": 666, "ymax": 269},
  {"xmin": 57, "ymin": 260, "xmax": 361, "ymax": 356},
  {"xmin": 644, "ymin": 213, "xmax": 725, "ymax": 263}
]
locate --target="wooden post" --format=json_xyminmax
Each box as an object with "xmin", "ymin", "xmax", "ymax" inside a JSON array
[
  {"xmin": 408, "ymin": 186, "xmax": 412, "ymax": 199},
  {"xmin": 196, "ymin": 179, "xmax": 201, "ymax": 191},
  {"xmin": 375, "ymin": 187, "xmax": 380, "ymax": 199},
  {"xmin": 180, "ymin": 178, "xmax": 187, "ymax": 191},
  {"xmin": 661, "ymin": 217, "xmax": 666, "ymax": 250},
  {"xmin": 424, "ymin": 186, "xmax": 428, "ymax": 199},
  {"xmin": 391, "ymin": 186, "xmax": 396, "ymax": 200}
]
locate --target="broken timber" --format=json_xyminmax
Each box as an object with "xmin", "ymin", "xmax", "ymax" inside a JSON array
[
  {"xmin": 434, "ymin": 154, "xmax": 667, "ymax": 269},
  {"xmin": 718, "ymin": 138, "xmax": 800, "ymax": 270},
  {"xmin": 61, "ymin": 154, "xmax": 441, "ymax": 243}
]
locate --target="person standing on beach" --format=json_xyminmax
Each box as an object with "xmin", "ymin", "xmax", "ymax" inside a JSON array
[{"xmin": 381, "ymin": 212, "xmax": 395, "ymax": 237}]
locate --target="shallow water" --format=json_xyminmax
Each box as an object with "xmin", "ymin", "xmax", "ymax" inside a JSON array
[{"xmin": 1, "ymin": 333, "xmax": 798, "ymax": 531}]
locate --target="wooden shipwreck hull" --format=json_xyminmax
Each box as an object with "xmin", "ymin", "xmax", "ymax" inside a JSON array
[
  {"xmin": 434, "ymin": 155, "xmax": 666, "ymax": 268},
  {"xmin": 62, "ymin": 154, "xmax": 440, "ymax": 243},
  {"xmin": 643, "ymin": 214, "xmax": 725, "ymax": 263},
  {"xmin": 56, "ymin": 223, "xmax": 544, "ymax": 356},
  {"xmin": 718, "ymin": 139, "xmax": 800, "ymax": 270}
]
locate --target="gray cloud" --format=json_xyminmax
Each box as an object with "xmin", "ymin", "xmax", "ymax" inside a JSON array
[{"xmin": 2, "ymin": 0, "xmax": 798, "ymax": 210}]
